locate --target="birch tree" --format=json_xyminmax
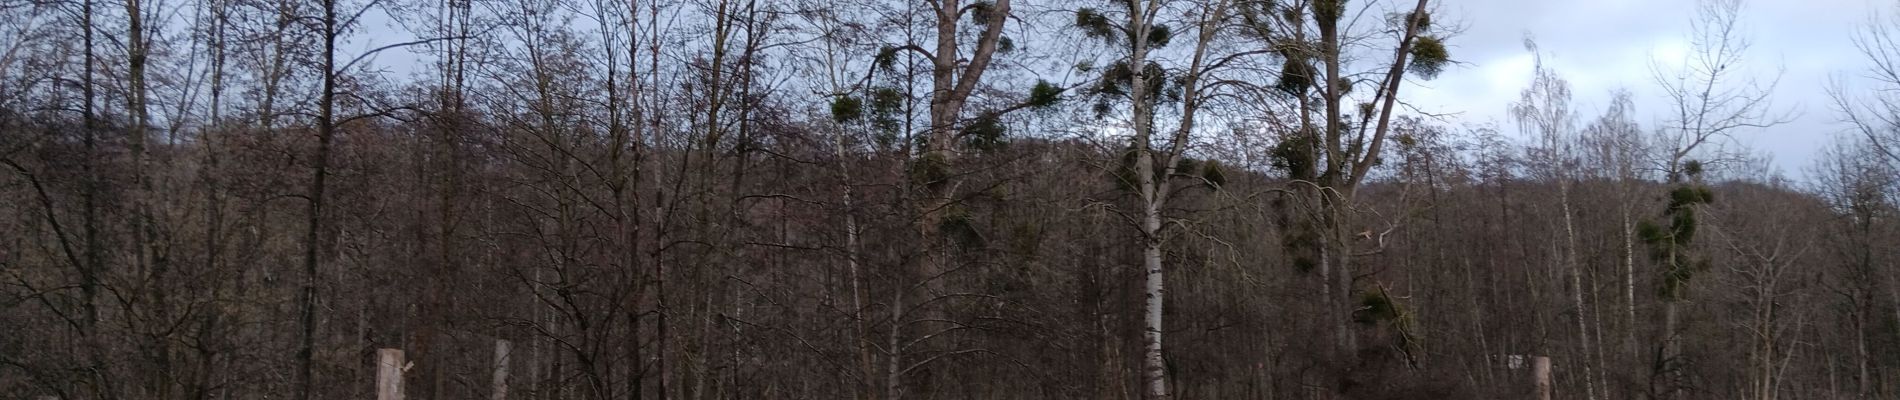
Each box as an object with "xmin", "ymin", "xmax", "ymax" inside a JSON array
[
  {"xmin": 1510, "ymin": 40, "xmax": 1598, "ymax": 400},
  {"xmin": 1581, "ymin": 89, "xmax": 1647, "ymax": 379},
  {"xmin": 1073, "ymin": 0, "xmax": 1238, "ymax": 395}
]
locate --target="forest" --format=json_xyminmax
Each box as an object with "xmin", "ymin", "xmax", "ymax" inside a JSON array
[{"xmin": 3, "ymin": 0, "xmax": 1900, "ymax": 398}]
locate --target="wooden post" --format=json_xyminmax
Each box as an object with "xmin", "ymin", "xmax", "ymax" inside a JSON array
[
  {"xmin": 492, "ymin": 339, "xmax": 511, "ymax": 400},
  {"xmin": 377, "ymin": 348, "xmax": 405, "ymax": 400},
  {"xmin": 1532, "ymin": 356, "xmax": 1552, "ymax": 400}
]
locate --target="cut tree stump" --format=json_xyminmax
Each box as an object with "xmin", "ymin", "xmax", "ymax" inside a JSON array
[
  {"xmin": 1532, "ymin": 356, "xmax": 1551, "ymax": 400},
  {"xmin": 377, "ymin": 348, "xmax": 405, "ymax": 400}
]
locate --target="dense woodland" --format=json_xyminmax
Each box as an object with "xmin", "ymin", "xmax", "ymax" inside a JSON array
[{"xmin": 5, "ymin": 0, "xmax": 1900, "ymax": 398}]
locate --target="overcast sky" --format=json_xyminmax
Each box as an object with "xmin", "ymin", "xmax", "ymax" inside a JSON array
[
  {"xmin": 356, "ymin": 0, "xmax": 1875, "ymax": 179},
  {"xmin": 1403, "ymin": 0, "xmax": 1884, "ymax": 180}
]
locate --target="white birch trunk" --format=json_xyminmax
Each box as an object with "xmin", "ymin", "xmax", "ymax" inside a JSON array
[
  {"xmin": 492, "ymin": 339, "xmax": 510, "ymax": 400},
  {"xmin": 1623, "ymin": 200, "xmax": 1638, "ymax": 362},
  {"xmin": 1560, "ymin": 185, "xmax": 1600, "ymax": 400},
  {"xmin": 1140, "ymin": 201, "xmax": 1167, "ymax": 400},
  {"xmin": 1127, "ymin": 2, "xmax": 1167, "ymax": 398}
]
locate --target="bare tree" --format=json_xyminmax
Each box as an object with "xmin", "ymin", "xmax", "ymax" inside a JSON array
[
  {"xmin": 294, "ymin": 0, "xmax": 463, "ymax": 397},
  {"xmin": 1072, "ymin": 0, "xmax": 1240, "ymax": 396},
  {"xmin": 1581, "ymin": 89, "xmax": 1648, "ymax": 378},
  {"xmin": 4, "ymin": 0, "xmax": 1898, "ymax": 399},
  {"xmin": 1833, "ymin": 0, "xmax": 1900, "ymax": 167},
  {"xmin": 1642, "ymin": 1, "xmax": 1787, "ymax": 397},
  {"xmin": 1708, "ymin": 186, "xmax": 1816, "ymax": 400},
  {"xmin": 1809, "ymin": 135, "xmax": 1899, "ymax": 399},
  {"xmin": 1270, "ymin": 0, "xmax": 1445, "ymax": 366},
  {"xmin": 1510, "ymin": 39, "xmax": 1598, "ymax": 400},
  {"xmin": 1651, "ymin": 0, "xmax": 1788, "ymax": 180}
]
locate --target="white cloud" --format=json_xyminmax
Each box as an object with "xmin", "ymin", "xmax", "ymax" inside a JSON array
[{"xmin": 1399, "ymin": 0, "xmax": 1880, "ymax": 179}]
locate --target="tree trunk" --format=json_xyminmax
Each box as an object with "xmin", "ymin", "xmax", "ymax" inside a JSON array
[
  {"xmin": 1560, "ymin": 185, "xmax": 1600, "ymax": 400},
  {"xmin": 834, "ymin": 122, "xmax": 874, "ymax": 400},
  {"xmin": 1124, "ymin": 3, "xmax": 1168, "ymax": 397},
  {"xmin": 1855, "ymin": 293, "xmax": 1870, "ymax": 399},
  {"xmin": 1660, "ymin": 299, "xmax": 1681, "ymax": 400},
  {"xmin": 296, "ymin": 1, "xmax": 340, "ymax": 398},
  {"xmin": 492, "ymin": 340, "xmax": 510, "ymax": 400},
  {"xmin": 1622, "ymin": 200, "xmax": 1638, "ymax": 366},
  {"xmin": 76, "ymin": 0, "xmax": 117, "ymax": 396},
  {"xmin": 1331, "ymin": 220, "xmax": 1355, "ymax": 356},
  {"xmin": 1138, "ymin": 165, "xmax": 1168, "ymax": 400}
]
